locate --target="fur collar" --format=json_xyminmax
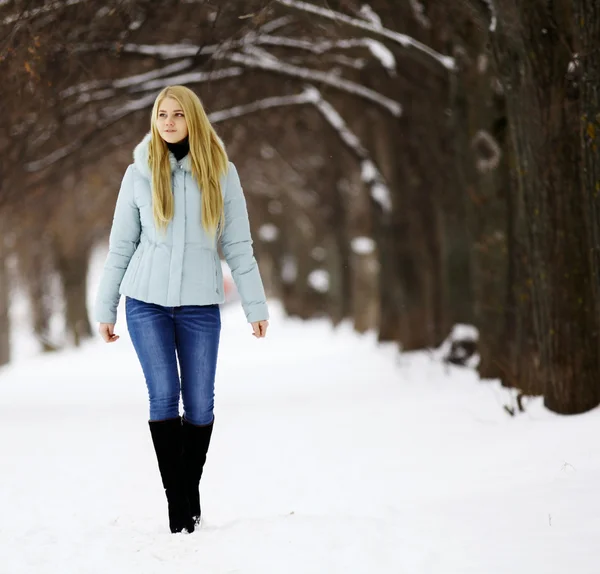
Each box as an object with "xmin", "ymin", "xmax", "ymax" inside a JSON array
[{"xmin": 133, "ymin": 132, "xmax": 192, "ymax": 180}]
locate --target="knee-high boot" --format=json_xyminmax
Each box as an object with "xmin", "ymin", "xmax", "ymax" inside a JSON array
[
  {"xmin": 148, "ymin": 417, "xmax": 195, "ymax": 534},
  {"xmin": 182, "ymin": 418, "xmax": 214, "ymax": 525}
]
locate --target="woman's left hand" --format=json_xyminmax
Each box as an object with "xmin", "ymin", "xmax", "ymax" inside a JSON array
[{"xmin": 251, "ymin": 320, "xmax": 269, "ymax": 338}]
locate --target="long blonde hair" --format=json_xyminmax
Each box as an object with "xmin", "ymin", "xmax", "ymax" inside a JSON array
[{"xmin": 148, "ymin": 85, "xmax": 227, "ymax": 236}]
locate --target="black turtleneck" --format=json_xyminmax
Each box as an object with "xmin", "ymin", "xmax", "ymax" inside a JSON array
[{"xmin": 166, "ymin": 136, "xmax": 189, "ymax": 161}]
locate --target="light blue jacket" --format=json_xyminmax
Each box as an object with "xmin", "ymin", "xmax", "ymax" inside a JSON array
[{"xmin": 94, "ymin": 133, "xmax": 269, "ymax": 324}]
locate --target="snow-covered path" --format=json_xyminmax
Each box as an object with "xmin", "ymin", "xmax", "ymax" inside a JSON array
[{"xmin": 1, "ymin": 301, "xmax": 599, "ymax": 574}]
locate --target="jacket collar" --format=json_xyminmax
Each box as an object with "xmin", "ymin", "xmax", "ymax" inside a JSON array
[{"xmin": 133, "ymin": 132, "xmax": 192, "ymax": 180}]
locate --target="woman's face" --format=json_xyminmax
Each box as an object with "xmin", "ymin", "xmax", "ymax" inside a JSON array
[{"xmin": 156, "ymin": 97, "xmax": 189, "ymax": 143}]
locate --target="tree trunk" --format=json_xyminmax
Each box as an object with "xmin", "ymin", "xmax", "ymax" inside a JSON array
[
  {"xmin": 449, "ymin": 52, "xmax": 511, "ymax": 380},
  {"xmin": 571, "ymin": 0, "xmax": 600, "ymax": 403},
  {"xmin": 56, "ymin": 245, "xmax": 92, "ymax": 347},
  {"xmin": 0, "ymin": 232, "xmax": 10, "ymax": 366},
  {"xmin": 26, "ymin": 246, "xmax": 56, "ymax": 352},
  {"xmin": 324, "ymin": 135, "xmax": 353, "ymax": 326},
  {"xmin": 491, "ymin": 0, "xmax": 600, "ymax": 413}
]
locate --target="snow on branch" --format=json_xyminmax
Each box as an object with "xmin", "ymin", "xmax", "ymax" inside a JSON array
[
  {"xmin": 482, "ymin": 0, "xmax": 497, "ymax": 32},
  {"xmin": 275, "ymin": 0, "xmax": 455, "ymax": 71},
  {"xmin": 61, "ymin": 59, "xmax": 194, "ymax": 99},
  {"xmin": 101, "ymin": 92, "xmax": 159, "ymax": 119},
  {"xmin": 253, "ymin": 34, "xmax": 395, "ymax": 74},
  {"xmin": 75, "ymin": 34, "xmax": 397, "ymax": 75},
  {"xmin": 306, "ymin": 87, "xmax": 392, "ymax": 212},
  {"xmin": 71, "ymin": 41, "xmax": 203, "ymax": 58},
  {"xmin": 258, "ymin": 15, "xmax": 295, "ymax": 34},
  {"xmin": 127, "ymin": 67, "xmax": 243, "ymax": 92},
  {"xmin": 119, "ymin": 43, "xmax": 207, "ymax": 58},
  {"xmin": 219, "ymin": 48, "xmax": 401, "ymax": 116},
  {"xmin": 2, "ymin": 0, "xmax": 87, "ymax": 26},
  {"xmin": 208, "ymin": 92, "xmax": 314, "ymax": 123},
  {"xmin": 358, "ymin": 5, "xmax": 382, "ymax": 28},
  {"xmin": 27, "ymin": 63, "xmax": 243, "ymax": 173},
  {"xmin": 73, "ymin": 41, "xmax": 221, "ymax": 60},
  {"xmin": 408, "ymin": 0, "xmax": 431, "ymax": 29},
  {"xmin": 24, "ymin": 142, "xmax": 81, "ymax": 173}
]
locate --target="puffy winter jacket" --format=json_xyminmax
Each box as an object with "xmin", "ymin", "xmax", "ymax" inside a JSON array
[{"xmin": 94, "ymin": 132, "xmax": 269, "ymax": 324}]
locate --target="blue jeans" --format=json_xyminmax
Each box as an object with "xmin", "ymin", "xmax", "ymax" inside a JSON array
[{"xmin": 125, "ymin": 297, "xmax": 221, "ymax": 426}]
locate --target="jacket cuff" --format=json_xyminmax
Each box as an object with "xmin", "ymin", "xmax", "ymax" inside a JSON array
[
  {"xmin": 244, "ymin": 303, "xmax": 269, "ymax": 323},
  {"xmin": 95, "ymin": 308, "xmax": 117, "ymax": 324}
]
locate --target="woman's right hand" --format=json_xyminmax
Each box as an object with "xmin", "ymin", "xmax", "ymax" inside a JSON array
[{"xmin": 99, "ymin": 323, "xmax": 119, "ymax": 343}]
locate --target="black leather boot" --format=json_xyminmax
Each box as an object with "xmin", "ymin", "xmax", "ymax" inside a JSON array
[
  {"xmin": 149, "ymin": 417, "xmax": 195, "ymax": 534},
  {"xmin": 182, "ymin": 417, "xmax": 214, "ymax": 525}
]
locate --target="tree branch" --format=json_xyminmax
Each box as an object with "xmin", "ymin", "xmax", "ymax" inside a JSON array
[
  {"xmin": 307, "ymin": 87, "xmax": 392, "ymax": 213},
  {"xmin": 75, "ymin": 34, "xmax": 397, "ymax": 74},
  {"xmin": 2, "ymin": 0, "xmax": 88, "ymax": 26},
  {"xmin": 61, "ymin": 59, "xmax": 195, "ymax": 99},
  {"xmin": 218, "ymin": 47, "xmax": 402, "ymax": 116},
  {"xmin": 274, "ymin": 0, "xmax": 455, "ymax": 71},
  {"xmin": 25, "ymin": 84, "xmax": 392, "ymax": 218},
  {"xmin": 208, "ymin": 91, "xmax": 314, "ymax": 123}
]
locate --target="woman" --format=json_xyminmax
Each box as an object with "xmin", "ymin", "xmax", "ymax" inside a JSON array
[{"xmin": 94, "ymin": 85, "xmax": 269, "ymax": 534}]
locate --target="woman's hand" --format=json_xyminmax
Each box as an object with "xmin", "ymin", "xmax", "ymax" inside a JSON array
[
  {"xmin": 251, "ymin": 320, "xmax": 269, "ymax": 339},
  {"xmin": 99, "ymin": 323, "xmax": 120, "ymax": 343}
]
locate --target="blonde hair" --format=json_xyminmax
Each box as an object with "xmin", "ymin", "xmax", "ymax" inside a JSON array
[{"xmin": 148, "ymin": 85, "xmax": 227, "ymax": 236}]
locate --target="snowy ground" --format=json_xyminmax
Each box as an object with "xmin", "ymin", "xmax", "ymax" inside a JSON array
[{"xmin": 2, "ymin": 276, "xmax": 600, "ymax": 572}]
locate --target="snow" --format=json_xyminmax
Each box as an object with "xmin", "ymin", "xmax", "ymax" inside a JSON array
[
  {"xmin": 129, "ymin": 18, "xmax": 143, "ymax": 31},
  {"xmin": 275, "ymin": 0, "xmax": 456, "ymax": 71},
  {"xmin": 2, "ymin": 0, "xmax": 86, "ymax": 26},
  {"xmin": 358, "ymin": 4, "xmax": 382, "ymax": 28},
  {"xmin": 363, "ymin": 39, "xmax": 396, "ymax": 74},
  {"xmin": 221, "ymin": 50, "xmax": 401, "ymax": 116},
  {"xmin": 434, "ymin": 323, "xmax": 480, "ymax": 368},
  {"xmin": 238, "ymin": 35, "xmax": 393, "ymax": 74},
  {"xmin": 568, "ymin": 55, "xmax": 579, "ymax": 74},
  {"xmin": 135, "ymin": 68, "xmax": 243, "ymax": 93},
  {"xmin": 351, "ymin": 236, "xmax": 376, "ymax": 255},
  {"xmin": 307, "ymin": 269, "xmax": 329, "ymax": 292},
  {"xmin": 258, "ymin": 223, "xmax": 279, "ymax": 242},
  {"xmin": 450, "ymin": 323, "xmax": 479, "ymax": 342},
  {"xmin": 281, "ymin": 255, "xmax": 298, "ymax": 283},
  {"xmin": 361, "ymin": 159, "xmax": 376, "ymax": 182},
  {"xmin": 311, "ymin": 246, "xmax": 326, "ymax": 261},
  {"xmin": 2, "ymin": 252, "xmax": 600, "ymax": 573},
  {"xmin": 95, "ymin": 6, "xmax": 111, "ymax": 19},
  {"xmin": 121, "ymin": 43, "xmax": 203, "ymax": 58},
  {"xmin": 208, "ymin": 91, "xmax": 313, "ymax": 124},
  {"xmin": 259, "ymin": 15, "xmax": 295, "ymax": 34},
  {"xmin": 482, "ymin": 0, "xmax": 497, "ymax": 32},
  {"xmin": 61, "ymin": 60, "xmax": 193, "ymax": 99},
  {"xmin": 361, "ymin": 160, "xmax": 392, "ymax": 212},
  {"xmin": 408, "ymin": 0, "xmax": 431, "ymax": 29},
  {"xmin": 370, "ymin": 182, "xmax": 392, "ymax": 212}
]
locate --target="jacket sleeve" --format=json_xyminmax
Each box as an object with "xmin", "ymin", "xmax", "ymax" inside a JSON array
[
  {"xmin": 94, "ymin": 165, "xmax": 141, "ymax": 324},
  {"xmin": 219, "ymin": 162, "xmax": 269, "ymax": 323}
]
